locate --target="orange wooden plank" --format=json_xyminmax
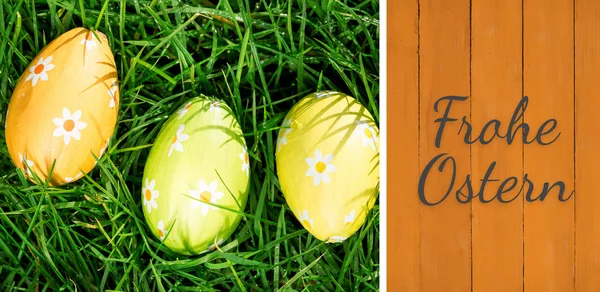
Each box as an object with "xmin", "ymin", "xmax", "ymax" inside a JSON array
[
  {"xmin": 470, "ymin": 0, "xmax": 524, "ymax": 291},
  {"xmin": 575, "ymin": 0, "xmax": 600, "ymax": 290},
  {"xmin": 523, "ymin": 0, "xmax": 575, "ymax": 291},
  {"xmin": 386, "ymin": 0, "xmax": 420, "ymax": 290},
  {"xmin": 419, "ymin": 0, "xmax": 471, "ymax": 290}
]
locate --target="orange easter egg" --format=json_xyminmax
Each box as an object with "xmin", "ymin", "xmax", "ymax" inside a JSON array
[{"xmin": 5, "ymin": 27, "xmax": 119, "ymax": 186}]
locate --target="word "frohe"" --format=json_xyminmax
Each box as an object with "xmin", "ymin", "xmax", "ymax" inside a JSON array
[{"xmin": 418, "ymin": 96, "xmax": 574, "ymax": 206}]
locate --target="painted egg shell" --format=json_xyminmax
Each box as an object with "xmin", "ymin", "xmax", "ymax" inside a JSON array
[
  {"xmin": 5, "ymin": 27, "xmax": 119, "ymax": 186},
  {"xmin": 275, "ymin": 91, "xmax": 380, "ymax": 243},
  {"xmin": 142, "ymin": 97, "xmax": 250, "ymax": 255}
]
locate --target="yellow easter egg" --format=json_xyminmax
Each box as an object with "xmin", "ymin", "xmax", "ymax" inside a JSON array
[
  {"xmin": 5, "ymin": 27, "xmax": 119, "ymax": 186},
  {"xmin": 275, "ymin": 91, "xmax": 380, "ymax": 243}
]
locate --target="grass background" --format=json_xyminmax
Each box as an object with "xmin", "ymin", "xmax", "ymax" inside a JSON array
[{"xmin": 0, "ymin": 0, "xmax": 380, "ymax": 291}]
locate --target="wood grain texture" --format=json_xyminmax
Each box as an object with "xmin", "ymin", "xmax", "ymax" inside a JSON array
[
  {"xmin": 386, "ymin": 0, "xmax": 420, "ymax": 290},
  {"xmin": 419, "ymin": 0, "xmax": 471, "ymax": 290},
  {"xmin": 575, "ymin": 0, "xmax": 600, "ymax": 290},
  {"xmin": 471, "ymin": 0, "xmax": 523, "ymax": 291},
  {"xmin": 523, "ymin": 0, "xmax": 575, "ymax": 291},
  {"xmin": 385, "ymin": 0, "xmax": 595, "ymax": 290}
]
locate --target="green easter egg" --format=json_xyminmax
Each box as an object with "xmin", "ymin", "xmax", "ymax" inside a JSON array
[{"xmin": 142, "ymin": 96, "xmax": 250, "ymax": 255}]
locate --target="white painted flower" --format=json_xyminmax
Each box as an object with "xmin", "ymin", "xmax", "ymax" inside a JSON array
[
  {"xmin": 239, "ymin": 145, "xmax": 249, "ymax": 175},
  {"xmin": 297, "ymin": 210, "xmax": 314, "ymax": 228},
  {"xmin": 157, "ymin": 220, "xmax": 166, "ymax": 241},
  {"xmin": 168, "ymin": 124, "xmax": 190, "ymax": 157},
  {"xmin": 65, "ymin": 172, "xmax": 83, "ymax": 183},
  {"xmin": 205, "ymin": 238, "xmax": 224, "ymax": 252},
  {"xmin": 327, "ymin": 236, "xmax": 347, "ymax": 243},
  {"xmin": 108, "ymin": 81, "xmax": 118, "ymax": 108},
  {"xmin": 209, "ymin": 101, "xmax": 219, "ymax": 111},
  {"xmin": 100, "ymin": 140, "xmax": 110, "ymax": 157},
  {"xmin": 25, "ymin": 56, "xmax": 55, "ymax": 87},
  {"xmin": 98, "ymin": 31, "xmax": 108, "ymax": 41},
  {"xmin": 189, "ymin": 180, "xmax": 224, "ymax": 216},
  {"xmin": 276, "ymin": 119, "xmax": 292, "ymax": 153},
  {"xmin": 80, "ymin": 36, "xmax": 97, "ymax": 51},
  {"xmin": 18, "ymin": 153, "xmax": 34, "ymax": 177},
  {"xmin": 177, "ymin": 102, "xmax": 193, "ymax": 119},
  {"xmin": 355, "ymin": 120, "xmax": 378, "ymax": 150},
  {"xmin": 52, "ymin": 108, "xmax": 88, "ymax": 145},
  {"xmin": 315, "ymin": 91, "xmax": 339, "ymax": 99},
  {"xmin": 344, "ymin": 210, "xmax": 356, "ymax": 225},
  {"xmin": 143, "ymin": 178, "xmax": 159, "ymax": 214},
  {"xmin": 93, "ymin": 140, "xmax": 110, "ymax": 166},
  {"xmin": 305, "ymin": 149, "xmax": 336, "ymax": 186}
]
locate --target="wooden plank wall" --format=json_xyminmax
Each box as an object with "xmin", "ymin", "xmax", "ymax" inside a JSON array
[
  {"xmin": 387, "ymin": 0, "xmax": 600, "ymax": 290},
  {"xmin": 471, "ymin": 0, "xmax": 523, "ymax": 291},
  {"xmin": 575, "ymin": 0, "xmax": 600, "ymax": 290},
  {"xmin": 523, "ymin": 0, "xmax": 574, "ymax": 291}
]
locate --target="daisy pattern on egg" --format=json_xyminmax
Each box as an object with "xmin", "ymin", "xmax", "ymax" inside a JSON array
[
  {"xmin": 344, "ymin": 210, "xmax": 356, "ymax": 226},
  {"xmin": 143, "ymin": 178, "xmax": 159, "ymax": 214},
  {"xmin": 297, "ymin": 210, "xmax": 314, "ymax": 229},
  {"xmin": 97, "ymin": 31, "xmax": 108, "ymax": 41},
  {"xmin": 209, "ymin": 101, "xmax": 220, "ymax": 111},
  {"xmin": 18, "ymin": 153, "xmax": 34, "ymax": 177},
  {"xmin": 239, "ymin": 145, "xmax": 249, "ymax": 175},
  {"xmin": 94, "ymin": 140, "xmax": 110, "ymax": 166},
  {"xmin": 157, "ymin": 220, "xmax": 167, "ymax": 241},
  {"xmin": 205, "ymin": 238, "xmax": 224, "ymax": 253},
  {"xmin": 80, "ymin": 35, "xmax": 97, "ymax": 51},
  {"xmin": 65, "ymin": 172, "xmax": 83, "ymax": 183},
  {"xmin": 189, "ymin": 180, "xmax": 224, "ymax": 216},
  {"xmin": 52, "ymin": 108, "xmax": 88, "ymax": 145},
  {"xmin": 315, "ymin": 91, "xmax": 339, "ymax": 99},
  {"xmin": 305, "ymin": 149, "xmax": 336, "ymax": 186},
  {"xmin": 355, "ymin": 120, "xmax": 378, "ymax": 150},
  {"xmin": 276, "ymin": 119, "xmax": 292, "ymax": 153},
  {"xmin": 327, "ymin": 236, "xmax": 347, "ymax": 243},
  {"xmin": 100, "ymin": 140, "xmax": 110, "ymax": 157},
  {"xmin": 108, "ymin": 81, "xmax": 118, "ymax": 108},
  {"xmin": 168, "ymin": 124, "xmax": 190, "ymax": 157},
  {"xmin": 176, "ymin": 102, "xmax": 193, "ymax": 119},
  {"xmin": 25, "ymin": 56, "xmax": 55, "ymax": 87}
]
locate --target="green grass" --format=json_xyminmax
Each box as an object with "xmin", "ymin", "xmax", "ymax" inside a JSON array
[{"xmin": 0, "ymin": 0, "xmax": 380, "ymax": 291}]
